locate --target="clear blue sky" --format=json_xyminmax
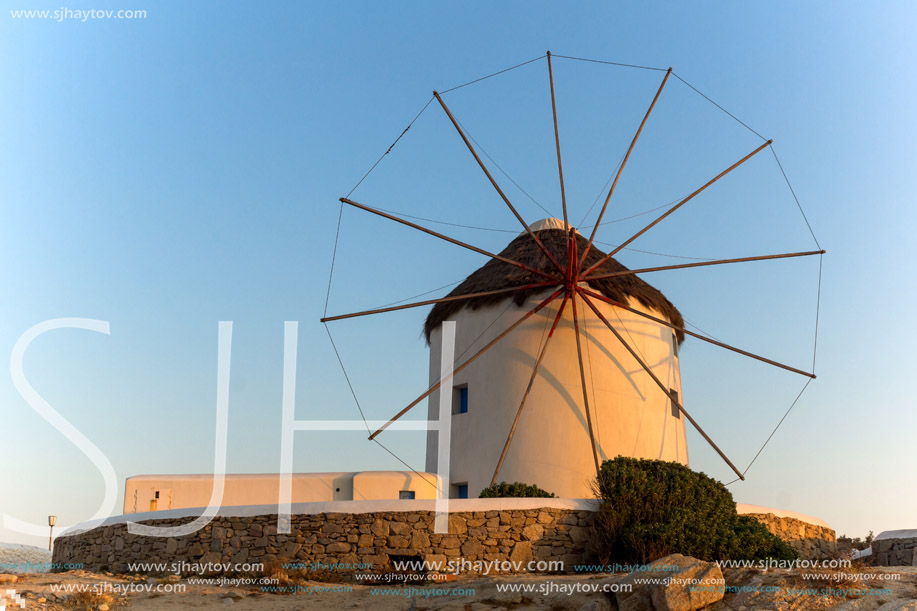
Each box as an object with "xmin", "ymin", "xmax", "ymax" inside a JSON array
[{"xmin": 2, "ymin": 1, "xmax": 915, "ymax": 546}]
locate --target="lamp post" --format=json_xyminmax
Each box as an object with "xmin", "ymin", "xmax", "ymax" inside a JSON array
[{"xmin": 48, "ymin": 515, "xmax": 56, "ymax": 551}]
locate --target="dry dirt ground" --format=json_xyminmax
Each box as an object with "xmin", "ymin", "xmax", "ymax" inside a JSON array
[{"xmin": 3, "ymin": 566, "xmax": 916, "ymax": 611}]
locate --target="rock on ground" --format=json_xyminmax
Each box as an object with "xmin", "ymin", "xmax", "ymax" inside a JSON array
[{"xmin": 616, "ymin": 553, "xmax": 725, "ymax": 611}]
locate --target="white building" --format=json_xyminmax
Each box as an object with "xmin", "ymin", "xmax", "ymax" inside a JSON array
[{"xmin": 122, "ymin": 472, "xmax": 439, "ymax": 514}]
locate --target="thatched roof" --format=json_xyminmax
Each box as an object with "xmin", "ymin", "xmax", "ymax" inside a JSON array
[{"xmin": 424, "ymin": 226, "xmax": 684, "ymax": 343}]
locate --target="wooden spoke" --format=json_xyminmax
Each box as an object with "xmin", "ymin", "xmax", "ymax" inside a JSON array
[
  {"xmin": 433, "ymin": 91, "xmax": 566, "ymax": 275},
  {"xmin": 368, "ymin": 288, "xmax": 564, "ymax": 440},
  {"xmin": 579, "ymin": 68, "xmax": 672, "ymax": 270},
  {"xmin": 578, "ymin": 289, "xmax": 745, "ymax": 481},
  {"xmin": 581, "ymin": 139, "xmax": 773, "ymax": 278},
  {"xmin": 491, "ymin": 292, "xmax": 569, "ymax": 486},
  {"xmin": 583, "ymin": 250, "xmax": 826, "ymax": 282},
  {"xmin": 546, "ymin": 51, "xmax": 568, "ymax": 228},
  {"xmin": 579, "ymin": 287, "xmax": 815, "ymax": 379},
  {"xmin": 321, "ymin": 281, "xmax": 561, "ymax": 323},
  {"xmin": 571, "ymin": 292, "xmax": 602, "ymax": 476},
  {"xmin": 340, "ymin": 197, "xmax": 558, "ymax": 281}
]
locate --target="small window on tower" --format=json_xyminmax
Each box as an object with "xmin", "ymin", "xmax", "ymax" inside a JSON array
[
  {"xmin": 670, "ymin": 389, "xmax": 680, "ymax": 419},
  {"xmin": 672, "ymin": 334, "xmax": 679, "ymax": 357},
  {"xmin": 452, "ymin": 384, "xmax": 468, "ymax": 415},
  {"xmin": 399, "ymin": 490, "xmax": 415, "ymax": 500}
]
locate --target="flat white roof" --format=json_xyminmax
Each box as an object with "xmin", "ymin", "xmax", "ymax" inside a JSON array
[
  {"xmin": 874, "ymin": 529, "xmax": 917, "ymax": 541},
  {"xmin": 127, "ymin": 472, "xmax": 349, "ymax": 481},
  {"xmin": 125, "ymin": 471, "xmax": 438, "ymax": 481}
]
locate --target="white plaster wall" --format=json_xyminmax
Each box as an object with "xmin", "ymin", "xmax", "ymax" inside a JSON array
[
  {"xmin": 352, "ymin": 471, "xmax": 439, "ymax": 500},
  {"xmin": 426, "ymin": 287, "xmax": 686, "ymax": 499},
  {"xmin": 123, "ymin": 471, "xmax": 439, "ymax": 514}
]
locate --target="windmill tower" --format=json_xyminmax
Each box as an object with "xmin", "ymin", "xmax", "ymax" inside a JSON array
[{"xmin": 424, "ymin": 219, "xmax": 688, "ymax": 498}]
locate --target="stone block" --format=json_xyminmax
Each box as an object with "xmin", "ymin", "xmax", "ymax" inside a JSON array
[
  {"xmin": 509, "ymin": 541, "xmax": 532, "ymax": 564},
  {"xmin": 410, "ymin": 531, "xmax": 430, "ymax": 550},
  {"xmin": 370, "ymin": 519, "xmax": 389, "ymax": 537},
  {"xmin": 280, "ymin": 541, "xmax": 301, "ymax": 558},
  {"xmin": 390, "ymin": 521, "xmax": 411, "ymax": 536},
  {"xmin": 320, "ymin": 522, "xmax": 343, "ymax": 534},
  {"xmin": 449, "ymin": 516, "xmax": 467, "ymax": 535},
  {"xmin": 326, "ymin": 542, "xmax": 350, "ymax": 554},
  {"xmin": 200, "ymin": 552, "xmax": 222, "ymax": 567},
  {"xmin": 439, "ymin": 536, "xmax": 461, "ymax": 549},
  {"xmin": 461, "ymin": 540, "xmax": 484, "ymax": 558},
  {"xmin": 521, "ymin": 524, "xmax": 544, "ymax": 541},
  {"xmin": 616, "ymin": 554, "xmax": 724, "ymax": 611},
  {"xmin": 875, "ymin": 539, "xmax": 893, "ymax": 553}
]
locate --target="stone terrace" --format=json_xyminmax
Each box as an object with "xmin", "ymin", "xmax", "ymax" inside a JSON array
[{"xmin": 53, "ymin": 507, "xmax": 593, "ymax": 575}]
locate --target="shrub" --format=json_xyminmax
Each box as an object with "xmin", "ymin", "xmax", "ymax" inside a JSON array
[
  {"xmin": 592, "ymin": 457, "xmax": 796, "ymax": 564},
  {"xmin": 479, "ymin": 481, "xmax": 555, "ymax": 498},
  {"xmin": 728, "ymin": 515, "xmax": 798, "ymax": 560}
]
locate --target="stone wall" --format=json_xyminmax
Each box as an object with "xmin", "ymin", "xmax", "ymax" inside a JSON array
[
  {"xmin": 53, "ymin": 508, "xmax": 594, "ymax": 575},
  {"xmin": 743, "ymin": 512, "xmax": 836, "ymax": 560},
  {"xmin": 53, "ymin": 503, "xmax": 838, "ymax": 574},
  {"xmin": 869, "ymin": 537, "xmax": 917, "ymax": 567}
]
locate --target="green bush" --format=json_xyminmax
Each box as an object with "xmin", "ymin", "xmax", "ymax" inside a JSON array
[
  {"xmin": 479, "ymin": 481, "xmax": 555, "ymax": 498},
  {"xmin": 592, "ymin": 457, "xmax": 796, "ymax": 564}
]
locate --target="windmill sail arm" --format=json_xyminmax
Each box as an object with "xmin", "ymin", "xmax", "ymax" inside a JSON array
[
  {"xmin": 432, "ymin": 91, "xmax": 566, "ymax": 275},
  {"xmin": 339, "ymin": 197, "xmax": 557, "ymax": 281},
  {"xmin": 577, "ymin": 289, "xmax": 745, "ymax": 481},
  {"xmin": 321, "ymin": 281, "xmax": 561, "ymax": 323},
  {"xmin": 582, "ymin": 139, "xmax": 773, "ymax": 278},
  {"xmin": 571, "ymin": 292, "xmax": 602, "ymax": 476},
  {"xmin": 578, "ymin": 287, "xmax": 815, "ymax": 379},
  {"xmin": 546, "ymin": 51, "xmax": 569, "ymax": 228},
  {"xmin": 583, "ymin": 249, "xmax": 825, "ymax": 282},
  {"xmin": 579, "ymin": 67, "xmax": 672, "ymax": 270}
]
